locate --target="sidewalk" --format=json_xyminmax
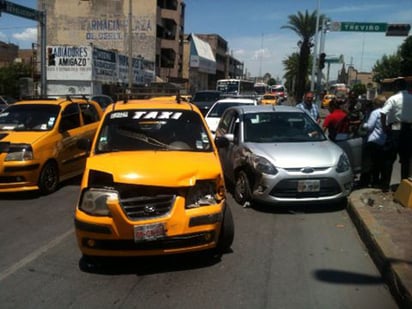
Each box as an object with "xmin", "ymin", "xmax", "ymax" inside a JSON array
[{"xmin": 347, "ymin": 188, "xmax": 412, "ymax": 308}]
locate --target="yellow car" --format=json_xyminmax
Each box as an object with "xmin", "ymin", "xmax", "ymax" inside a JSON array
[
  {"xmin": 74, "ymin": 96, "xmax": 234, "ymax": 262},
  {"xmin": 260, "ymin": 93, "xmax": 278, "ymax": 105},
  {"xmin": 0, "ymin": 97, "xmax": 103, "ymax": 194},
  {"xmin": 321, "ymin": 94, "xmax": 335, "ymax": 108}
]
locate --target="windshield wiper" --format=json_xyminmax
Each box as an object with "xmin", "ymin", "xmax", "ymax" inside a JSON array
[{"xmin": 117, "ymin": 128, "xmax": 170, "ymax": 149}]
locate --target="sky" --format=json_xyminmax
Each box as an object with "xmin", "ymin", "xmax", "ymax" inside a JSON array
[{"xmin": 1, "ymin": 0, "xmax": 411, "ymax": 82}]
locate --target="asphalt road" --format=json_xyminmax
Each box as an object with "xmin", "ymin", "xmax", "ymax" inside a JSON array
[{"xmin": 0, "ymin": 177, "xmax": 399, "ymax": 309}]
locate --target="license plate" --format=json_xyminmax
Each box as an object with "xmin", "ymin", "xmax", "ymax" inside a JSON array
[
  {"xmin": 134, "ymin": 223, "xmax": 165, "ymax": 242},
  {"xmin": 297, "ymin": 180, "xmax": 320, "ymax": 192}
]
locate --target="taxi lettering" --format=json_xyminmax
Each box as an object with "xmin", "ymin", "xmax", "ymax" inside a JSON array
[{"xmin": 133, "ymin": 111, "xmax": 182, "ymax": 120}]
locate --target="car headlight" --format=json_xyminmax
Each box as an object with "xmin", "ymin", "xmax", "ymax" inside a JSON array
[
  {"xmin": 250, "ymin": 154, "xmax": 278, "ymax": 175},
  {"xmin": 186, "ymin": 179, "xmax": 224, "ymax": 209},
  {"xmin": 5, "ymin": 144, "xmax": 33, "ymax": 161},
  {"xmin": 336, "ymin": 153, "xmax": 351, "ymax": 173},
  {"xmin": 79, "ymin": 188, "xmax": 118, "ymax": 216}
]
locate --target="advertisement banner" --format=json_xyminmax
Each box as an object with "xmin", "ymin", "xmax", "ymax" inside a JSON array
[{"xmin": 46, "ymin": 46, "xmax": 92, "ymax": 80}]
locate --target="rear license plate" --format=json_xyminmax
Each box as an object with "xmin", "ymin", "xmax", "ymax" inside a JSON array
[
  {"xmin": 297, "ymin": 180, "xmax": 320, "ymax": 192},
  {"xmin": 134, "ymin": 223, "xmax": 165, "ymax": 242}
]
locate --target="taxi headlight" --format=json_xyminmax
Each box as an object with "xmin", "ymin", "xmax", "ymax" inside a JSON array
[
  {"xmin": 336, "ymin": 153, "xmax": 351, "ymax": 173},
  {"xmin": 186, "ymin": 180, "xmax": 223, "ymax": 209},
  {"xmin": 79, "ymin": 189, "xmax": 118, "ymax": 216},
  {"xmin": 5, "ymin": 145, "xmax": 33, "ymax": 161}
]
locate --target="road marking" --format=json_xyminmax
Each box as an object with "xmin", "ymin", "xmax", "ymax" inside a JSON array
[{"xmin": 0, "ymin": 229, "xmax": 74, "ymax": 282}]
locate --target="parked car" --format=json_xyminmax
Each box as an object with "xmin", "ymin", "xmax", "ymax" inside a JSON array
[
  {"xmin": 204, "ymin": 97, "xmax": 258, "ymax": 136},
  {"xmin": 91, "ymin": 94, "xmax": 114, "ymax": 111},
  {"xmin": 260, "ymin": 93, "xmax": 278, "ymax": 105},
  {"xmin": 321, "ymin": 94, "xmax": 335, "ymax": 108},
  {"xmin": 190, "ymin": 90, "xmax": 222, "ymax": 115},
  {"xmin": 0, "ymin": 95, "xmax": 17, "ymax": 112},
  {"xmin": 74, "ymin": 96, "xmax": 234, "ymax": 263},
  {"xmin": 0, "ymin": 97, "xmax": 103, "ymax": 194},
  {"xmin": 214, "ymin": 105, "xmax": 358, "ymax": 206}
]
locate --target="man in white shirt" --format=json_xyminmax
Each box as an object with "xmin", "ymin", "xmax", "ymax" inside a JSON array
[{"xmin": 381, "ymin": 78, "xmax": 412, "ymax": 180}]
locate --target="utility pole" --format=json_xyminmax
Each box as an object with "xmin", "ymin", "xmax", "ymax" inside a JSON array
[
  {"xmin": 127, "ymin": 0, "xmax": 133, "ymax": 94},
  {"xmin": 310, "ymin": 0, "xmax": 320, "ymax": 93},
  {"xmin": 316, "ymin": 18, "xmax": 327, "ymax": 94}
]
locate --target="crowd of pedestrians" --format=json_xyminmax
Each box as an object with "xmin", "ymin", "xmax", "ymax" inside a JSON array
[{"xmin": 297, "ymin": 80, "xmax": 412, "ymax": 191}]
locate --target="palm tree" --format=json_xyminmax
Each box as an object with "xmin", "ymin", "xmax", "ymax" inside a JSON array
[
  {"xmin": 282, "ymin": 52, "xmax": 312, "ymax": 99},
  {"xmin": 281, "ymin": 10, "xmax": 326, "ymax": 101}
]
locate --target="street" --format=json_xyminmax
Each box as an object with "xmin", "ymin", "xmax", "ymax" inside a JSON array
[{"xmin": 0, "ymin": 177, "xmax": 399, "ymax": 308}]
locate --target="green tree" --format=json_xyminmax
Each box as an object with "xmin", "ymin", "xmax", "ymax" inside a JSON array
[
  {"xmin": 281, "ymin": 10, "xmax": 326, "ymax": 101},
  {"xmin": 372, "ymin": 53, "xmax": 402, "ymax": 83},
  {"xmin": 0, "ymin": 62, "xmax": 32, "ymax": 97},
  {"xmin": 282, "ymin": 52, "xmax": 313, "ymax": 98},
  {"xmin": 351, "ymin": 83, "xmax": 366, "ymax": 97},
  {"xmin": 399, "ymin": 36, "xmax": 412, "ymax": 76}
]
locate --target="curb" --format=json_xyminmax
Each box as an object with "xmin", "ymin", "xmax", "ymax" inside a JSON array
[{"xmin": 347, "ymin": 189, "xmax": 412, "ymax": 308}]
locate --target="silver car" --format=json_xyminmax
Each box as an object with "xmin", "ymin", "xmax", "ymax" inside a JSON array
[{"xmin": 214, "ymin": 105, "xmax": 355, "ymax": 206}]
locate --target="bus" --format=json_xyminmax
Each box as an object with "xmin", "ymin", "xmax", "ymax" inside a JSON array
[
  {"xmin": 379, "ymin": 76, "xmax": 412, "ymax": 98},
  {"xmin": 253, "ymin": 82, "xmax": 269, "ymax": 95},
  {"xmin": 216, "ymin": 79, "xmax": 255, "ymax": 95},
  {"xmin": 270, "ymin": 84, "xmax": 287, "ymax": 100}
]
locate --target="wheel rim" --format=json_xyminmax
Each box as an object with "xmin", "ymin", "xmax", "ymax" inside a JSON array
[
  {"xmin": 235, "ymin": 174, "xmax": 247, "ymax": 201},
  {"xmin": 42, "ymin": 164, "xmax": 58, "ymax": 191}
]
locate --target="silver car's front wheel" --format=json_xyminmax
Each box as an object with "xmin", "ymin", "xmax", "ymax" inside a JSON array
[{"xmin": 234, "ymin": 171, "xmax": 252, "ymax": 205}]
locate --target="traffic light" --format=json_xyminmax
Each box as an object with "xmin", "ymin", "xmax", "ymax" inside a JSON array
[
  {"xmin": 386, "ymin": 24, "xmax": 411, "ymax": 37},
  {"xmin": 319, "ymin": 53, "xmax": 326, "ymax": 70},
  {"xmin": 47, "ymin": 48, "xmax": 56, "ymax": 66}
]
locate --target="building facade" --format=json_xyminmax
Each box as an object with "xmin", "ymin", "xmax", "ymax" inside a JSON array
[{"xmin": 39, "ymin": 0, "xmax": 185, "ymax": 82}]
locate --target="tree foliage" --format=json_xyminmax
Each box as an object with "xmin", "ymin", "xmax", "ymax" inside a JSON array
[
  {"xmin": 281, "ymin": 10, "xmax": 327, "ymax": 101},
  {"xmin": 0, "ymin": 62, "xmax": 32, "ymax": 97},
  {"xmin": 399, "ymin": 36, "xmax": 412, "ymax": 76},
  {"xmin": 372, "ymin": 53, "xmax": 402, "ymax": 82},
  {"xmin": 372, "ymin": 36, "xmax": 412, "ymax": 82}
]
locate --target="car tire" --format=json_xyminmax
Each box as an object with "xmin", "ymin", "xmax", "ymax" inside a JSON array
[
  {"xmin": 38, "ymin": 161, "xmax": 59, "ymax": 195},
  {"xmin": 234, "ymin": 170, "xmax": 252, "ymax": 205},
  {"xmin": 215, "ymin": 205, "xmax": 234, "ymax": 254}
]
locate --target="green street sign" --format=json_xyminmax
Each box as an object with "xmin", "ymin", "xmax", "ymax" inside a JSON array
[
  {"xmin": 330, "ymin": 22, "xmax": 388, "ymax": 32},
  {"xmin": 1, "ymin": 0, "xmax": 42, "ymax": 21}
]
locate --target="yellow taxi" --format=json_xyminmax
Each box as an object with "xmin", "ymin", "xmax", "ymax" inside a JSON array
[
  {"xmin": 74, "ymin": 96, "xmax": 234, "ymax": 262},
  {"xmin": 260, "ymin": 93, "xmax": 278, "ymax": 105},
  {"xmin": 321, "ymin": 94, "xmax": 335, "ymax": 108},
  {"xmin": 0, "ymin": 97, "xmax": 103, "ymax": 194}
]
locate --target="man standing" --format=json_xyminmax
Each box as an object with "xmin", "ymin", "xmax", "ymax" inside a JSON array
[
  {"xmin": 381, "ymin": 78, "xmax": 412, "ymax": 180},
  {"xmin": 296, "ymin": 91, "xmax": 320, "ymax": 123}
]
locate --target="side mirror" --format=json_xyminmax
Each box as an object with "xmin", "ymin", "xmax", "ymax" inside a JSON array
[{"xmin": 214, "ymin": 136, "xmax": 230, "ymax": 148}]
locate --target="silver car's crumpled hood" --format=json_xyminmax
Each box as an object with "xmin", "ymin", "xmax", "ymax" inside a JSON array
[{"xmin": 245, "ymin": 141, "xmax": 343, "ymax": 169}]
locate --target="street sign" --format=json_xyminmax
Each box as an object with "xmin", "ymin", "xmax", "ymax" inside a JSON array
[
  {"xmin": 330, "ymin": 21, "xmax": 388, "ymax": 32},
  {"xmin": 0, "ymin": 0, "xmax": 42, "ymax": 21}
]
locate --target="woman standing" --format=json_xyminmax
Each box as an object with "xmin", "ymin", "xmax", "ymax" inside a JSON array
[{"xmin": 359, "ymin": 95, "xmax": 390, "ymax": 190}]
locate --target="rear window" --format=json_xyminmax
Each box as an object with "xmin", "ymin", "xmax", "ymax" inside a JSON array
[{"xmin": 192, "ymin": 92, "xmax": 221, "ymax": 102}]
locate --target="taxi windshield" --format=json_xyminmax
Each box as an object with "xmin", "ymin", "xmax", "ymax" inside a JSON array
[
  {"xmin": 0, "ymin": 104, "xmax": 60, "ymax": 131},
  {"xmin": 95, "ymin": 109, "xmax": 213, "ymax": 153}
]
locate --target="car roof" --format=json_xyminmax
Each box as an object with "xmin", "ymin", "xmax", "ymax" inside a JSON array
[
  {"xmin": 226, "ymin": 104, "xmax": 302, "ymax": 114},
  {"xmin": 107, "ymin": 98, "xmax": 202, "ymax": 113},
  {"xmin": 214, "ymin": 97, "xmax": 257, "ymax": 104},
  {"xmin": 13, "ymin": 97, "xmax": 94, "ymax": 106}
]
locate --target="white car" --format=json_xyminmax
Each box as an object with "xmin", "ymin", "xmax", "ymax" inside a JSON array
[{"xmin": 205, "ymin": 97, "xmax": 258, "ymax": 136}]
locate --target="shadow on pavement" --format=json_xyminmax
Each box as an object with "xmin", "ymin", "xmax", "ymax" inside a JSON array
[{"xmin": 78, "ymin": 250, "xmax": 230, "ymax": 275}]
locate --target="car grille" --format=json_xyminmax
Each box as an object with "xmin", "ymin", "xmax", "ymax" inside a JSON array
[
  {"xmin": 270, "ymin": 178, "xmax": 341, "ymax": 198},
  {"xmin": 114, "ymin": 183, "xmax": 177, "ymax": 221}
]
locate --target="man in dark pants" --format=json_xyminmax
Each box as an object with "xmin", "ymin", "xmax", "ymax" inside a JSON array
[{"xmin": 381, "ymin": 78, "xmax": 412, "ymax": 181}]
